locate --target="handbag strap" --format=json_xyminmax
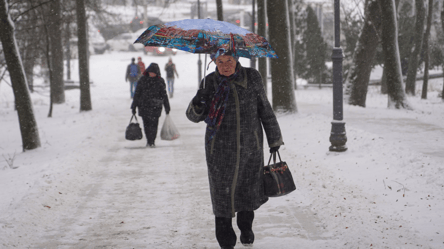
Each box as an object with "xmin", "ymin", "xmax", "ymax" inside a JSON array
[
  {"xmin": 129, "ymin": 114, "xmax": 139, "ymax": 124},
  {"xmin": 267, "ymin": 151, "xmax": 282, "ymax": 167}
]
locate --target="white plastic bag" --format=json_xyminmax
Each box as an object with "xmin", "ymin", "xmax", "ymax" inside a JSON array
[{"xmin": 160, "ymin": 115, "xmax": 180, "ymax": 140}]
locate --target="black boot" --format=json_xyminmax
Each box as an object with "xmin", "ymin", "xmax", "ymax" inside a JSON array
[
  {"xmin": 237, "ymin": 211, "xmax": 255, "ymax": 245},
  {"xmin": 215, "ymin": 216, "xmax": 237, "ymax": 249}
]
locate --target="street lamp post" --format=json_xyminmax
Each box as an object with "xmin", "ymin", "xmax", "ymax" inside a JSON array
[{"xmin": 329, "ymin": 0, "xmax": 347, "ymax": 152}]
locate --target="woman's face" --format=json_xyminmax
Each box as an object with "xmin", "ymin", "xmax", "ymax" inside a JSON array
[
  {"xmin": 148, "ymin": 72, "xmax": 157, "ymax": 77},
  {"xmin": 215, "ymin": 55, "xmax": 237, "ymax": 76}
]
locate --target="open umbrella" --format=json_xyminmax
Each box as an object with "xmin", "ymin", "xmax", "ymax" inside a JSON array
[{"xmin": 134, "ymin": 18, "xmax": 278, "ymax": 59}]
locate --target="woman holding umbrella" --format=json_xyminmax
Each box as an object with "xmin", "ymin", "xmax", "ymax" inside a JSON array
[{"xmin": 186, "ymin": 48, "xmax": 284, "ymax": 249}]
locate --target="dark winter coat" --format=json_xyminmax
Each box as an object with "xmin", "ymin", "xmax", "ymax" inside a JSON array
[
  {"xmin": 131, "ymin": 64, "xmax": 170, "ymax": 117},
  {"xmin": 165, "ymin": 63, "xmax": 177, "ymax": 78},
  {"xmin": 186, "ymin": 63, "xmax": 284, "ymax": 218}
]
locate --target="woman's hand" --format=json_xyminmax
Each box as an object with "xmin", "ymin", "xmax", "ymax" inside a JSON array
[
  {"xmin": 269, "ymin": 146, "xmax": 280, "ymax": 153},
  {"xmin": 192, "ymin": 89, "xmax": 211, "ymax": 106}
]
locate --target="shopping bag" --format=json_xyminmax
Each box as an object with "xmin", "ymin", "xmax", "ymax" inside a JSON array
[
  {"xmin": 125, "ymin": 115, "xmax": 143, "ymax": 140},
  {"xmin": 263, "ymin": 151, "xmax": 296, "ymax": 197},
  {"xmin": 160, "ymin": 115, "xmax": 180, "ymax": 140}
]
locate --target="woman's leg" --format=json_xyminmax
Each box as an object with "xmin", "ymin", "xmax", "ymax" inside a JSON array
[
  {"xmin": 141, "ymin": 116, "xmax": 159, "ymax": 146},
  {"xmin": 215, "ymin": 216, "xmax": 236, "ymax": 248},
  {"xmin": 237, "ymin": 211, "xmax": 255, "ymax": 245}
]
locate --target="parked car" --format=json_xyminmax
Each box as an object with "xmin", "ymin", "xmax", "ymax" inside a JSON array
[
  {"xmin": 67, "ymin": 38, "xmax": 95, "ymax": 59},
  {"xmin": 90, "ymin": 26, "xmax": 107, "ymax": 54},
  {"xmin": 144, "ymin": 46, "xmax": 177, "ymax": 56},
  {"xmin": 130, "ymin": 16, "xmax": 163, "ymax": 33},
  {"xmin": 106, "ymin": 33, "xmax": 144, "ymax": 52},
  {"xmin": 65, "ymin": 21, "xmax": 107, "ymax": 57},
  {"xmin": 132, "ymin": 28, "xmax": 177, "ymax": 56}
]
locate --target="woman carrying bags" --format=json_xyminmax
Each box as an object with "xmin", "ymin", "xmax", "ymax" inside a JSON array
[{"xmin": 131, "ymin": 63, "xmax": 170, "ymax": 147}]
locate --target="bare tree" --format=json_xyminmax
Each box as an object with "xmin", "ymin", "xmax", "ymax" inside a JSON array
[
  {"xmin": 76, "ymin": 0, "xmax": 92, "ymax": 111},
  {"xmin": 379, "ymin": 0, "xmax": 410, "ymax": 109},
  {"xmin": 0, "ymin": 0, "xmax": 41, "ymax": 151},
  {"xmin": 49, "ymin": 0, "xmax": 65, "ymax": 104},
  {"xmin": 441, "ymin": 0, "xmax": 444, "ymax": 101},
  {"xmin": 267, "ymin": 0, "xmax": 296, "ymax": 112},
  {"xmin": 346, "ymin": 0, "xmax": 382, "ymax": 107},
  {"xmin": 216, "ymin": 0, "xmax": 223, "ymax": 21},
  {"xmin": 257, "ymin": 0, "xmax": 267, "ymax": 94},
  {"xmin": 14, "ymin": 1, "xmax": 40, "ymax": 93},
  {"xmin": 405, "ymin": 0, "xmax": 425, "ymax": 95},
  {"xmin": 421, "ymin": 0, "xmax": 433, "ymax": 100},
  {"xmin": 287, "ymin": 0, "xmax": 296, "ymax": 88}
]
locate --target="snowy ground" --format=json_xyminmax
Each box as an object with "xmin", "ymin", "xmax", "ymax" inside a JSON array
[{"xmin": 1, "ymin": 50, "xmax": 444, "ymax": 249}]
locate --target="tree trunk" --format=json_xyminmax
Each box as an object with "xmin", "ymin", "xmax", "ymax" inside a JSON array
[
  {"xmin": 405, "ymin": 0, "xmax": 425, "ymax": 95},
  {"xmin": 76, "ymin": 0, "xmax": 92, "ymax": 111},
  {"xmin": 287, "ymin": 0, "xmax": 296, "ymax": 89},
  {"xmin": 257, "ymin": 0, "xmax": 267, "ymax": 95},
  {"xmin": 441, "ymin": 2, "xmax": 444, "ymax": 101},
  {"xmin": 421, "ymin": 0, "xmax": 433, "ymax": 100},
  {"xmin": 379, "ymin": 0, "xmax": 410, "ymax": 109},
  {"xmin": 346, "ymin": 0, "xmax": 382, "ymax": 107},
  {"xmin": 216, "ymin": 0, "xmax": 223, "ymax": 21},
  {"xmin": 49, "ymin": 0, "xmax": 65, "ymax": 104},
  {"xmin": 0, "ymin": 0, "xmax": 41, "ymax": 151},
  {"xmin": 267, "ymin": 0, "xmax": 297, "ymax": 112}
]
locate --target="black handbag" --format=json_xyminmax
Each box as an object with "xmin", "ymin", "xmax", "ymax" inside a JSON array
[
  {"xmin": 125, "ymin": 115, "xmax": 143, "ymax": 140},
  {"xmin": 263, "ymin": 151, "xmax": 296, "ymax": 197}
]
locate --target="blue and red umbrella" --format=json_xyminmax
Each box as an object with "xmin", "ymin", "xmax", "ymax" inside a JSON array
[{"xmin": 134, "ymin": 18, "xmax": 278, "ymax": 59}]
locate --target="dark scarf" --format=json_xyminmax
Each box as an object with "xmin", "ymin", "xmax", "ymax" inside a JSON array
[{"xmin": 204, "ymin": 67, "xmax": 240, "ymax": 144}]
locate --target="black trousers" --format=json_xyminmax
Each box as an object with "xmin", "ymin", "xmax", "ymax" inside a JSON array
[
  {"xmin": 215, "ymin": 211, "xmax": 255, "ymax": 248},
  {"xmin": 141, "ymin": 116, "xmax": 159, "ymax": 145}
]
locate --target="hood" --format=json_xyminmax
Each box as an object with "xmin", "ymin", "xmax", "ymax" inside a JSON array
[{"xmin": 144, "ymin": 63, "xmax": 161, "ymax": 77}]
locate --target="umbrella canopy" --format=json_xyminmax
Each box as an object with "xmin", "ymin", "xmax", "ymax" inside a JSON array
[{"xmin": 134, "ymin": 18, "xmax": 278, "ymax": 59}]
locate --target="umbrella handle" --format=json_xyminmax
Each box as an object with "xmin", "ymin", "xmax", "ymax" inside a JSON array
[{"xmin": 203, "ymin": 53, "xmax": 208, "ymax": 89}]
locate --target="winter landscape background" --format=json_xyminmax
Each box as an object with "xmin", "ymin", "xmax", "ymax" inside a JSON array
[
  {"xmin": 1, "ymin": 50, "xmax": 444, "ymax": 249},
  {"xmin": 1, "ymin": 0, "xmax": 444, "ymax": 248}
]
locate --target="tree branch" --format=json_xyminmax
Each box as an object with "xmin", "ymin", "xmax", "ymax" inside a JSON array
[{"xmin": 13, "ymin": 0, "xmax": 53, "ymax": 22}]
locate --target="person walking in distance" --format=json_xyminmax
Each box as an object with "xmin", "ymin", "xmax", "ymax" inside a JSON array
[
  {"xmin": 164, "ymin": 57, "xmax": 179, "ymax": 98},
  {"xmin": 131, "ymin": 63, "xmax": 170, "ymax": 147},
  {"xmin": 137, "ymin": 57, "xmax": 146, "ymax": 77},
  {"xmin": 126, "ymin": 57, "xmax": 141, "ymax": 98}
]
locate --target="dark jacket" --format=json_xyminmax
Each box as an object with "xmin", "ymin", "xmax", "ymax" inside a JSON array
[
  {"xmin": 131, "ymin": 64, "xmax": 170, "ymax": 117},
  {"xmin": 186, "ymin": 63, "xmax": 284, "ymax": 218},
  {"xmin": 165, "ymin": 63, "xmax": 178, "ymax": 78}
]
